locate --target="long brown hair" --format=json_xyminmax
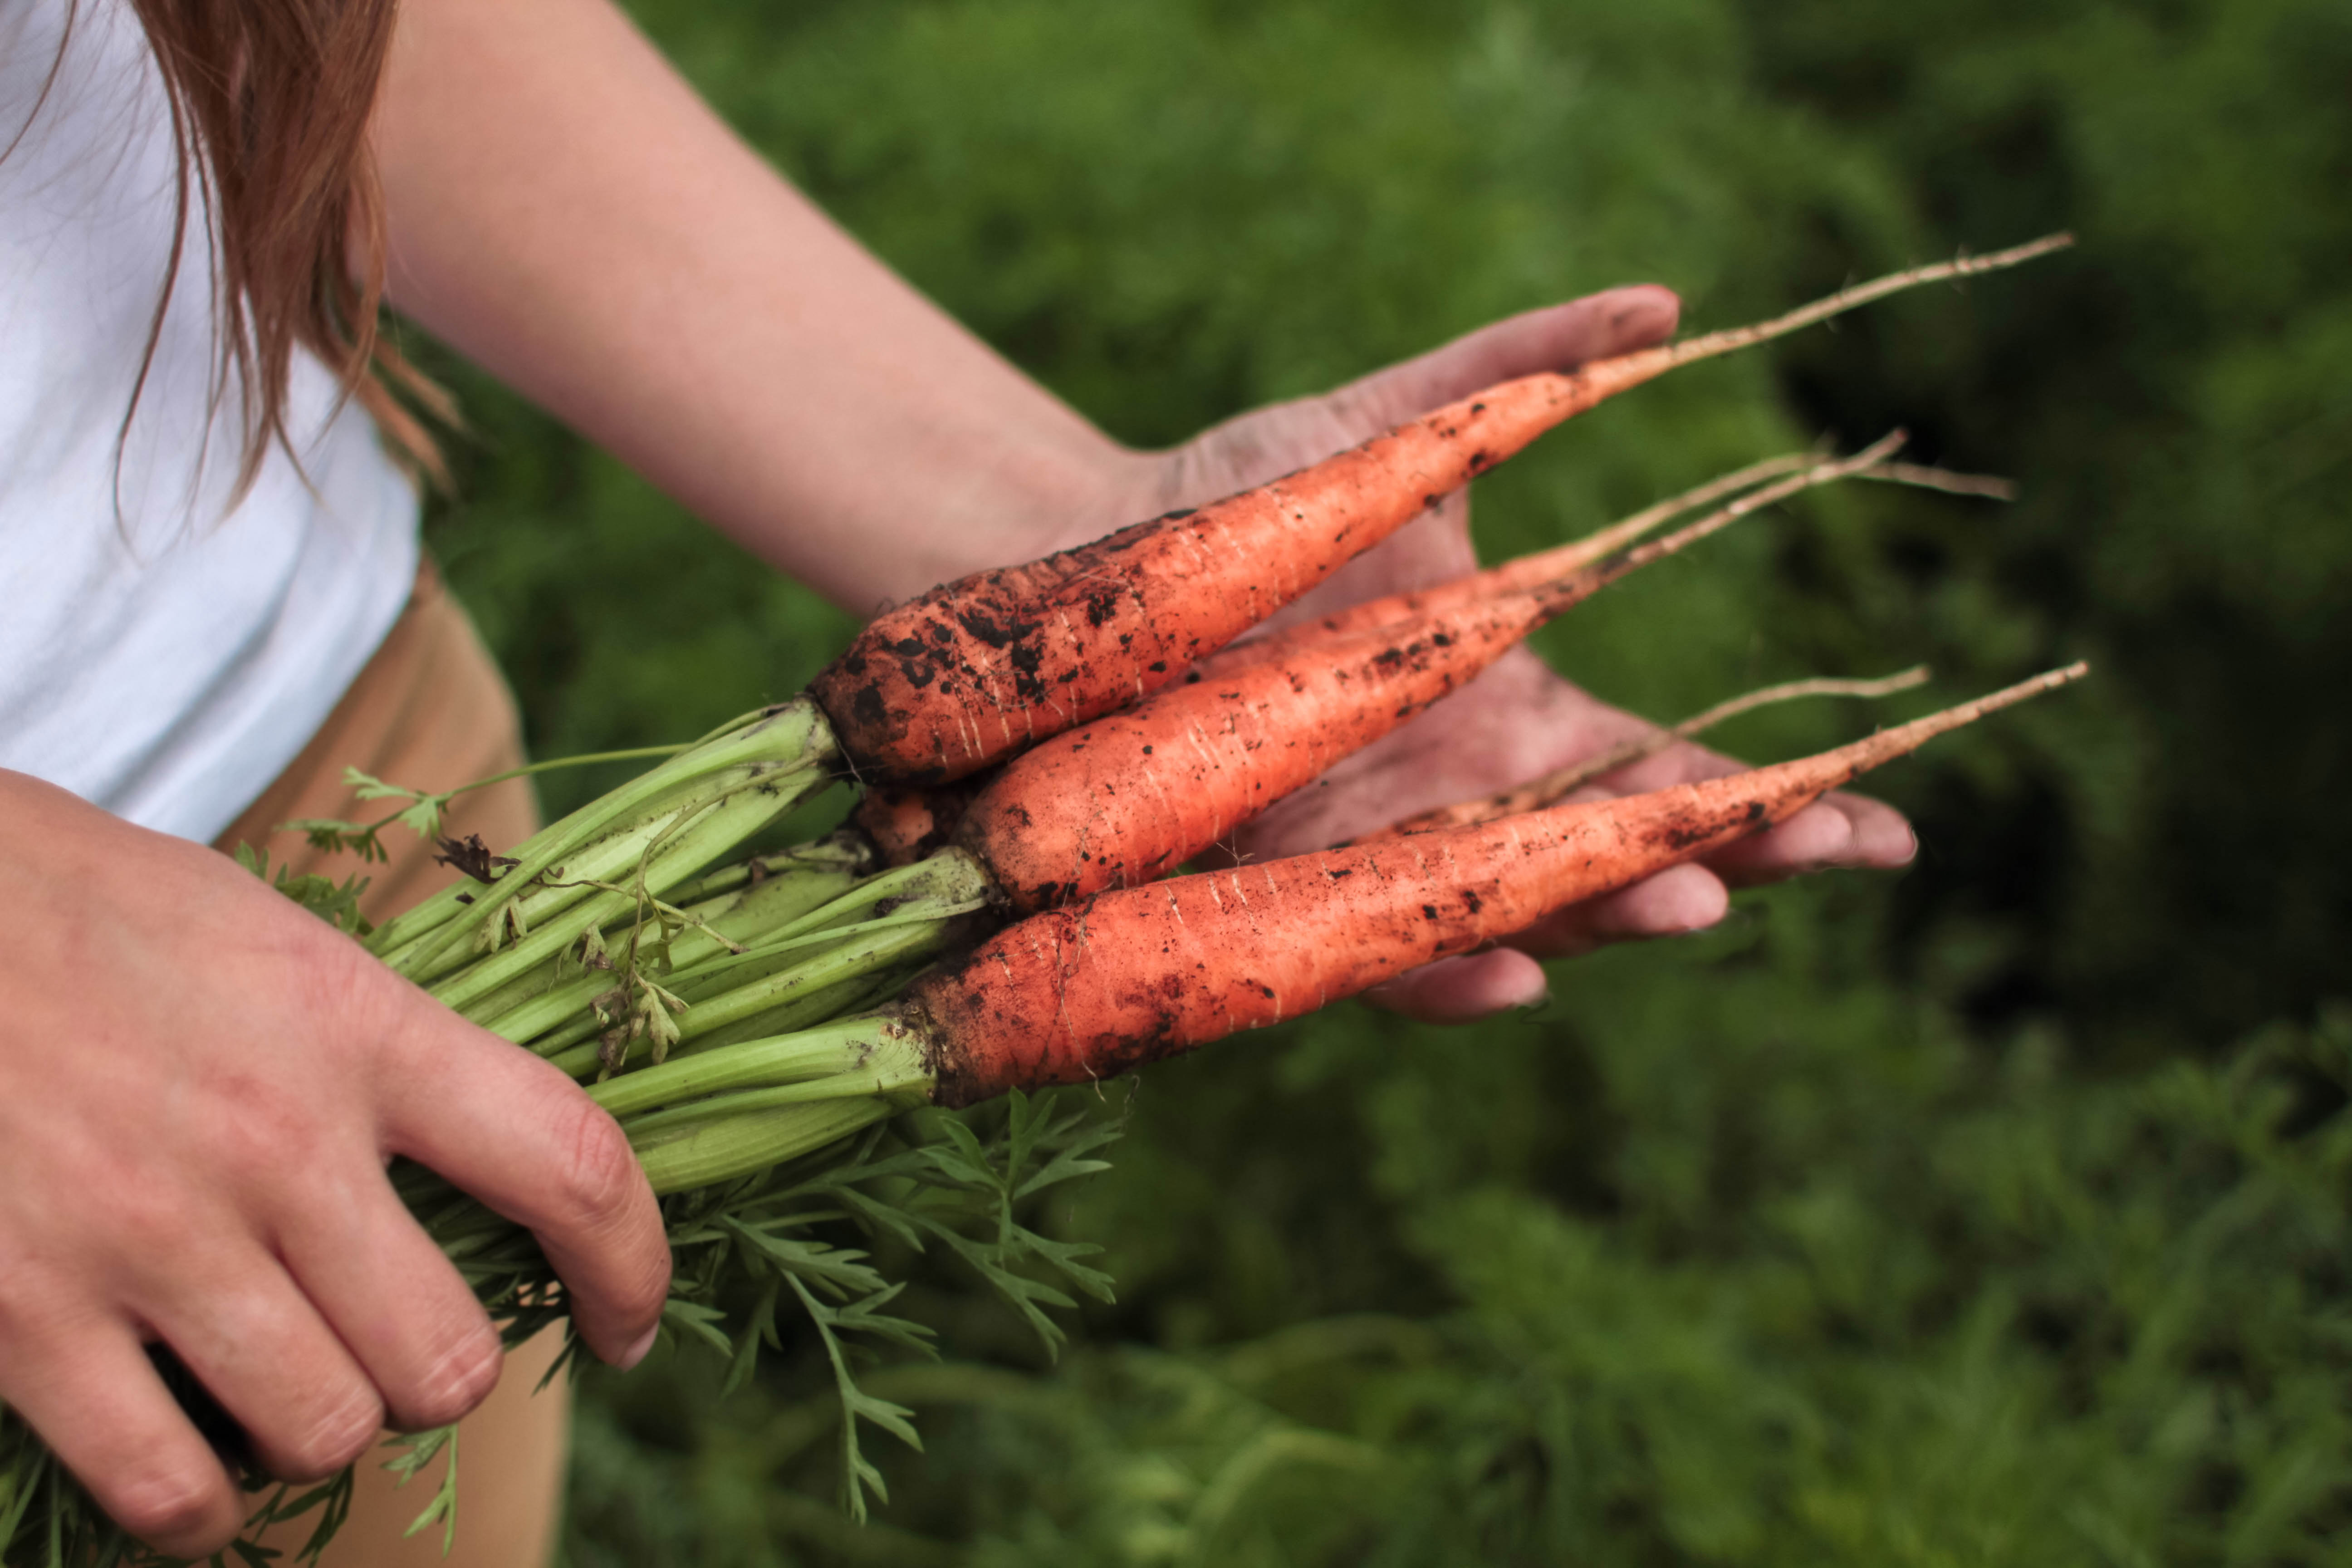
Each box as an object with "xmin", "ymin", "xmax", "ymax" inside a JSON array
[{"xmin": 109, "ymin": 0, "xmax": 450, "ymax": 497}]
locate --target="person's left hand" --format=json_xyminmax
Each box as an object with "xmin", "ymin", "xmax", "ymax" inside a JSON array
[{"xmin": 1100, "ymin": 284, "xmax": 1917, "ymax": 1023}]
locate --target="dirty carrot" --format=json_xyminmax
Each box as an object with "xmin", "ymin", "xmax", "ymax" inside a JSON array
[
  {"xmin": 953, "ymin": 583, "xmax": 1578, "ymax": 911},
  {"xmin": 593, "ymin": 664, "xmax": 2088, "ymax": 1190},
  {"xmin": 902, "ymin": 663, "xmax": 2087, "ymax": 1108},
  {"xmin": 949, "ymin": 430, "xmax": 1896, "ymax": 912},
  {"xmin": 843, "ymin": 449, "xmax": 1866, "ymax": 872},
  {"xmin": 847, "ymin": 445, "xmax": 2005, "ymax": 876},
  {"xmin": 807, "ymin": 235, "xmax": 2071, "ymax": 786},
  {"xmin": 848, "ymin": 778, "xmax": 985, "ymax": 869}
]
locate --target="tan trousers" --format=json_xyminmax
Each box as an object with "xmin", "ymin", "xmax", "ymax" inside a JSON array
[{"xmin": 213, "ymin": 564, "xmax": 568, "ymax": 1568}]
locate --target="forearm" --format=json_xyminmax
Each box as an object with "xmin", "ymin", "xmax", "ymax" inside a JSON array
[{"xmin": 372, "ymin": 0, "xmax": 1142, "ymax": 609}]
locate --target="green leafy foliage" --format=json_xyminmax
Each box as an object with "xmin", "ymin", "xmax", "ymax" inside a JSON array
[
  {"xmin": 276, "ymin": 765, "xmax": 461, "ymax": 864},
  {"xmin": 382, "ymin": 1428, "xmax": 461, "ymax": 1554},
  {"xmin": 905, "ymin": 1096, "xmax": 1120, "ymax": 1360},
  {"xmin": 396, "ymin": 0, "xmax": 2344, "ymax": 1559},
  {"xmin": 647, "ymin": 1100, "xmax": 1128, "ymax": 1527},
  {"xmin": 230, "ymin": 843, "xmax": 373, "ymax": 937}
]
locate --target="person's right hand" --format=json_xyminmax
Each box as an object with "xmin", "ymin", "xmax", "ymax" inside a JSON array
[{"xmin": 0, "ymin": 770, "xmax": 671, "ymax": 1558}]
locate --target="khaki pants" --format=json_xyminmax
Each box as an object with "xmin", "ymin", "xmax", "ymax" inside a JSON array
[{"xmin": 214, "ymin": 563, "xmax": 568, "ymax": 1568}]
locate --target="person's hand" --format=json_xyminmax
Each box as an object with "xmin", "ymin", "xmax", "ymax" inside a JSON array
[
  {"xmin": 1104, "ymin": 287, "xmax": 1916, "ymax": 1021},
  {"xmin": 0, "ymin": 772, "xmax": 671, "ymax": 1558}
]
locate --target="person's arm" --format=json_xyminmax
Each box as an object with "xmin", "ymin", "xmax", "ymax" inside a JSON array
[
  {"xmin": 373, "ymin": 0, "xmax": 1132, "ymax": 609},
  {"xmin": 370, "ymin": 0, "xmax": 1913, "ymax": 1024}
]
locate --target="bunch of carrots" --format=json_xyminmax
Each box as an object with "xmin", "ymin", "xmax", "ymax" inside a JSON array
[{"xmin": 0, "ymin": 236, "xmax": 2085, "ymax": 1564}]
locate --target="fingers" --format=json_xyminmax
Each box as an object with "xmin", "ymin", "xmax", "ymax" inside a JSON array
[
  {"xmin": 1507, "ymin": 861, "xmax": 1734, "ymax": 959},
  {"xmin": 376, "ymin": 1008, "xmax": 669, "ymax": 1368},
  {"xmin": 276, "ymin": 1175, "xmax": 504, "ymax": 1433},
  {"xmin": 1366, "ymin": 947, "xmax": 1551, "ymax": 1023},
  {"xmin": 1329, "ymin": 284, "xmax": 1681, "ymax": 433},
  {"xmin": 1837, "ymin": 792, "xmax": 1920, "ymax": 867},
  {"xmin": 0, "ymin": 1321, "xmax": 243, "ymax": 1558},
  {"xmin": 133, "ymin": 1250, "xmax": 383, "ymax": 1485},
  {"xmin": 1365, "ymin": 863, "xmax": 1735, "ymax": 1024},
  {"xmin": 1710, "ymin": 790, "xmax": 1917, "ymax": 882},
  {"xmin": 1572, "ymin": 730, "xmax": 1920, "ymax": 887}
]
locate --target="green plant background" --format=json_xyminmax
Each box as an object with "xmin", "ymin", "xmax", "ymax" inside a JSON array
[{"xmin": 412, "ymin": 0, "xmax": 2352, "ymax": 1561}]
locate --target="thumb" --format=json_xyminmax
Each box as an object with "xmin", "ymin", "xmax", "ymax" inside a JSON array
[{"xmin": 1325, "ymin": 284, "xmax": 1681, "ymax": 436}]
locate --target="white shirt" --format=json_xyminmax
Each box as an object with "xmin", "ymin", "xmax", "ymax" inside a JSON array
[{"xmin": 0, "ymin": 0, "xmax": 421, "ymax": 842}]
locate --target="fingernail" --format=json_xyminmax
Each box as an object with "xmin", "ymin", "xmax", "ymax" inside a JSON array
[{"xmin": 616, "ymin": 1323, "xmax": 660, "ymax": 1372}]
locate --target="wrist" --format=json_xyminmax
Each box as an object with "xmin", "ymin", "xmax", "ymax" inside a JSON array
[{"xmin": 882, "ymin": 427, "xmax": 1159, "ymax": 600}]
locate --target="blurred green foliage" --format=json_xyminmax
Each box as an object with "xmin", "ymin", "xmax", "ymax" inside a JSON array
[{"xmin": 415, "ymin": 0, "xmax": 2351, "ymax": 1560}]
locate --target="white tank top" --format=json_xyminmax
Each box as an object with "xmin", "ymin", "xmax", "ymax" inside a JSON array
[{"xmin": 0, "ymin": 0, "xmax": 421, "ymax": 843}]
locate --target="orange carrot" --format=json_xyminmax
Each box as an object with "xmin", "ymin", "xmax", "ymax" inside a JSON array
[
  {"xmin": 848, "ymin": 450, "xmax": 1869, "ymax": 868},
  {"xmin": 946, "ymin": 432, "xmax": 1903, "ymax": 911},
  {"xmin": 850, "ymin": 780, "xmax": 982, "ymax": 868},
  {"xmin": 809, "ymin": 237, "xmax": 2071, "ymax": 785},
  {"xmin": 809, "ymin": 372, "xmax": 1660, "ymax": 787},
  {"xmin": 953, "ymin": 581, "xmax": 1574, "ymax": 912},
  {"xmin": 910, "ymin": 663, "xmax": 2085, "ymax": 1105}
]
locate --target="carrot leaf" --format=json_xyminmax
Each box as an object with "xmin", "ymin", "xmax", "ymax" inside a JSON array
[{"xmin": 382, "ymin": 1426, "xmax": 460, "ymax": 1553}]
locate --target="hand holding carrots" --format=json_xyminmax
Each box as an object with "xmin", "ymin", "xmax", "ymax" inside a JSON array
[
  {"xmin": 0, "ymin": 773, "xmax": 671, "ymax": 1558},
  {"xmin": 1092, "ymin": 285, "xmax": 1916, "ymax": 1022}
]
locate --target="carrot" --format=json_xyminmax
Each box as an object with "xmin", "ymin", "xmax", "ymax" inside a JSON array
[
  {"xmin": 803, "ymin": 372, "xmax": 1614, "ymax": 786},
  {"xmin": 949, "ymin": 431, "xmax": 1898, "ymax": 912},
  {"xmin": 808, "ymin": 236, "xmax": 2071, "ymax": 786},
  {"xmin": 844, "ymin": 442, "xmax": 2010, "ymax": 876},
  {"xmin": 951, "ymin": 583, "xmax": 1570, "ymax": 911},
  {"xmin": 850, "ymin": 779, "xmax": 982, "ymax": 868},
  {"xmin": 843, "ymin": 447, "xmax": 1878, "ymax": 872},
  {"xmin": 1353, "ymin": 665, "xmax": 1933, "ymax": 842},
  {"xmin": 907, "ymin": 663, "xmax": 2087, "ymax": 1105}
]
